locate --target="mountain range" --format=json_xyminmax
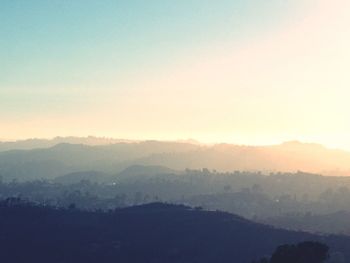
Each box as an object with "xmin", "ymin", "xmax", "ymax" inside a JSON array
[{"xmin": 1, "ymin": 137, "xmax": 350, "ymax": 181}]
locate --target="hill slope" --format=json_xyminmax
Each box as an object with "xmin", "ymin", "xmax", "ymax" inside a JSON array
[
  {"xmin": 0, "ymin": 202, "xmax": 349, "ymax": 263},
  {"xmin": 1, "ymin": 140, "xmax": 350, "ymax": 180}
]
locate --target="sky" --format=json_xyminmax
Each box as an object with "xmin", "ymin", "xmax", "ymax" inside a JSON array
[{"xmin": 1, "ymin": 0, "xmax": 350, "ymax": 149}]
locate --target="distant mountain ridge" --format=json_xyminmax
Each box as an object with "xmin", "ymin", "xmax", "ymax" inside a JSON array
[
  {"xmin": 0, "ymin": 136, "xmax": 137, "ymax": 151},
  {"xmin": 1, "ymin": 138, "xmax": 350, "ymax": 180},
  {"xmin": 0, "ymin": 137, "xmax": 203, "ymax": 152}
]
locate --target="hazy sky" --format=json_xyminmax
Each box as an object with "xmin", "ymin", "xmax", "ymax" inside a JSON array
[{"xmin": 1, "ymin": 0, "xmax": 350, "ymax": 149}]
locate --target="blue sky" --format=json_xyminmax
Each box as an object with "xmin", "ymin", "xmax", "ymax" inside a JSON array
[
  {"xmin": 1, "ymin": 0, "xmax": 299, "ymax": 89},
  {"xmin": 2, "ymin": 0, "xmax": 350, "ymax": 150}
]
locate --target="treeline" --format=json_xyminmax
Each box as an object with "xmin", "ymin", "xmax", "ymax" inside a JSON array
[
  {"xmin": 3, "ymin": 169, "xmax": 350, "ymax": 234},
  {"xmin": 1, "ymin": 170, "xmax": 350, "ymax": 210}
]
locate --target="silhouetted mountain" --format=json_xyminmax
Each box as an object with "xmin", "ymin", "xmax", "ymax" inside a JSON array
[
  {"xmin": 1, "ymin": 139, "xmax": 350, "ymax": 181},
  {"xmin": 0, "ymin": 141, "xmax": 198, "ymax": 180},
  {"xmin": 0, "ymin": 201, "xmax": 349, "ymax": 263},
  {"xmin": 0, "ymin": 136, "xmax": 136, "ymax": 151},
  {"xmin": 136, "ymin": 141, "xmax": 350, "ymax": 176}
]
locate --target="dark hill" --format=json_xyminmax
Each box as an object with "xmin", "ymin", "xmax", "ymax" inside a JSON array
[{"xmin": 0, "ymin": 201, "xmax": 349, "ymax": 263}]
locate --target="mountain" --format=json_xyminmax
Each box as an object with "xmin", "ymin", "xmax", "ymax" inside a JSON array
[
  {"xmin": 0, "ymin": 141, "xmax": 198, "ymax": 181},
  {"xmin": 1, "ymin": 139, "xmax": 350, "ymax": 181},
  {"xmin": 0, "ymin": 201, "xmax": 349, "ymax": 263},
  {"xmin": 135, "ymin": 141, "xmax": 350, "ymax": 176},
  {"xmin": 0, "ymin": 136, "xmax": 136, "ymax": 152}
]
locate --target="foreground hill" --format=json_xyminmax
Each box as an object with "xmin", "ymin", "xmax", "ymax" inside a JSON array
[
  {"xmin": 0, "ymin": 201, "xmax": 349, "ymax": 263},
  {"xmin": 1, "ymin": 139, "xmax": 350, "ymax": 180}
]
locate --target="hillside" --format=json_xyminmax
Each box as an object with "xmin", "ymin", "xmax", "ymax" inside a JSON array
[
  {"xmin": 0, "ymin": 201, "xmax": 349, "ymax": 263},
  {"xmin": 261, "ymin": 211, "xmax": 350, "ymax": 235},
  {"xmin": 1, "ymin": 139, "xmax": 350, "ymax": 180}
]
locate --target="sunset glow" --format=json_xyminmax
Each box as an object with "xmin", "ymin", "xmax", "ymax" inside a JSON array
[{"xmin": 2, "ymin": 0, "xmax": 350, "ymax": 149}]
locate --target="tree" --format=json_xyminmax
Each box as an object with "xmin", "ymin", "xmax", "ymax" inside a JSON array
[
  {"xmin": 270, "ymin": 241, "xmax": 329, "ymax": 263},
  {"xmin": 253, "ymin": 241, "xmax": 329, "ymax": 263}
]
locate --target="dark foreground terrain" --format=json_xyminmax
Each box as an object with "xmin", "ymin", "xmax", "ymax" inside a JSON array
[{"xmin": 0, "ymin": 200, "xmax": 349, "ymax": 263}]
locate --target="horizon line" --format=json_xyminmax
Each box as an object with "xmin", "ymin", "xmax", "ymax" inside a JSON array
[{"xmin": 0, "ymin": 135, "xmax": 346, "ymax": 151}]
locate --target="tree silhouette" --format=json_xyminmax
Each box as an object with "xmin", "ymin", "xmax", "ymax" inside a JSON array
[
  {"xmin": 271, "ymin": 241, "xmax": 329, "ymax": 263},
  {"xmin": 253, "ymin": 241, "xmax": 329, "ymax": 263}
]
